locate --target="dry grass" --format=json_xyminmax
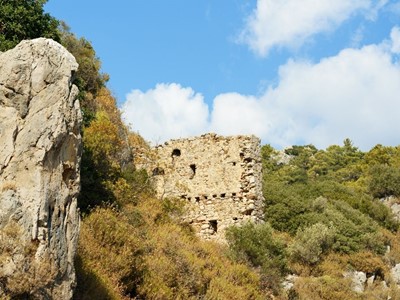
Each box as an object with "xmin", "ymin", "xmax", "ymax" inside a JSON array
[
  {"xmin": 0, "ymin": 221, "xmax": 56, "ymax": 298},
  {"xmin": 75, "ymin": 196, "xmax": 268, "ymax": 299}
]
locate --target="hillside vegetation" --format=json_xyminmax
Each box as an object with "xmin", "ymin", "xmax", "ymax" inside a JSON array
[
  {"xmin": 1, "ymin": 1, "xmax": 400, "ymax": 299},
  {"xmin": 220, "ymin": 141, "xmax": 400, "ymax": 299}
]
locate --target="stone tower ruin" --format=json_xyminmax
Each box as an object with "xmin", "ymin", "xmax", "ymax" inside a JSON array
[{"xmin": 150, "ymin": 133, "xmax": 264, "ymax": 242}]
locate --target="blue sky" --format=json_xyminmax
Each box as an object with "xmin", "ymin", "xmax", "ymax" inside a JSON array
[{"xmin": 45, "ymin": 0, "xmax": 400, "ymax": 150}]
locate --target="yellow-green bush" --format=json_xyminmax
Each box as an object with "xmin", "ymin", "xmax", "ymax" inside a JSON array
[
  {"xmin": 74, "ymin": 196, "xmax": 267, "ymax": 299},
  {"xmin": 347, "ymin": 251, "xmax": 388, "ymax": 279},
  {"xmin": 289, "ymin": 223, "xmax": 335, "ymax": 266},
  {"xmin": 293, "ymin": 275, "xmax": 361, "ymax": 300},
  {"xmin": 74, "ymin": 207, "xmax": 145, "ymax": 299},
  {"xmin": 226, "ymin": 222, "xmax": 288, "ymax": 294}
]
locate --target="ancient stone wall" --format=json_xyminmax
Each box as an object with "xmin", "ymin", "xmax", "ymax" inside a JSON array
[{"xmin": 151, "ymin": 133, "xmax": 264, "ymax": 242}]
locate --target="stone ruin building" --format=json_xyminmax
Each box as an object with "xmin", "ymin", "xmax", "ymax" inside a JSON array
[{"xmin": 150, "ymin": 133, "xmax": 264, "ymax": 242}]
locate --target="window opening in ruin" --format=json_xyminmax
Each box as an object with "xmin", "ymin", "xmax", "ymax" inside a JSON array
[
  {"xmin": 220, "ymin": 193, "xmax": 226, "ymax": 198},
  {"xmin": 152, "ymin": 167, "xmax": 165, "ymax": 176},
  {"xmin": 189, "ymin": 164, "xmax": 196, "ymax": 179},
  {"xmin": 204, "ymin": 195, "xmax": 208, "ymax": 200},
  {"xmin": 244, "ymin": 157, "xmax": 252, "ymax": 163},
  {"xmin": 212, "ymin": 194, "xmax": 217, "ymax": 198},
  {"xmin": 233, "ymin": 217, "xmax": 238, "ymax": 221},
  {"xmin": 172, "ymin": 149, "xmax": 181, "ymax": 157},
  {"xmin": 232, "ymin": 193, "xmax": 236, "ymax": 197},
  {"xmin": 195, "ymin": 196, "xmax": 200, "ymax": 202},
  {"xmin": 243, "ymin": 208, "xmax": 253, "ymax": 216},
  {"xmin": 232, "ymin": 162, "xmax": 237, "ymax": 166},
  {"xmin": 240, "ymin": 152, "xmax": 244, "ymax": 159},
  {"xmin": 209, "ymin": 220, "xmax": 218, "ymax": 233}
]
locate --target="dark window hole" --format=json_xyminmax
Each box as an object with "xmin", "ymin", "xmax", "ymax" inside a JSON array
[
  {"xmin": 243, "ymin": 209, "xmax": 253, "ymax": 216},
  {"xmin": 172, "ymin": 149, "xmax": 181, "ymax": 157},
  {"xmin": 152, "ymin": 167, "xmax": 165, "ymax": 176},
  {"xmin": 189, "ymin": 164, "xmax": 196, "ymax": 179},
  {"xmin": 209, "ymin": 220, "xmax": 218, "ymax": 233}
]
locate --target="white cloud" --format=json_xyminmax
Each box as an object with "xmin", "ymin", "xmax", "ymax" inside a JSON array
[
  {"xmin": 350, "ymin": 25, "xmax": 365, "ymax": 48},
  {"xmin": 122, "ymin": 28, "xmax": 400, "ymax": 150},
  {"xmin": 390, "ymin": 26, "xmax": 400, "ymax": 53},
  {"xmin": 238, "ymin": 0, "xmax": 386, "ymax": 56},
  {"xmin": 210, "ymin": 93, "xmax": 271, "ymax": 137},
  {"xmin": 365, "ymin": 0, "xmax": 389, "ymax": 21},
  {"xmin": 211, "ymin": 30, "xmax": 400, "ymax": 149},
  {"xmin": 121, "ymin": 83, "xmax": 209, "ymax": 144}
]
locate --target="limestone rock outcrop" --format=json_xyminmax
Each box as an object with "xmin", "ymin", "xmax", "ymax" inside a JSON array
[
  {"xmin": 0, "ymin": 38, "xmax": 81, "ymax": 299},
  {"xmin": 391, "ymin": 263, "xmax": 400, "ymax": 285},
  {"xmin": 381, "ymin": 196, "xmax": 400, "ymax": 221},
  {"xmin": 344, "ymin": 271, "xmax": 367, "ymax": 293}
]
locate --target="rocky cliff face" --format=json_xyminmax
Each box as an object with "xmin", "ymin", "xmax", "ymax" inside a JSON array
[{"xmin": 0, "ymin": 38, "xmax": 81, "ymax": 299}]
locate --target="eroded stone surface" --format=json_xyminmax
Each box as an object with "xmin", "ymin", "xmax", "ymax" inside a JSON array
[
  {"xmin": 381, "ymin": 196, "xmax": 400, "ymax": 221},
  {"xmin": 391, "ymin": 264, "xmax": 400, "ymax": 285},
  {"xmin": 0, "ymin": 38, "xmax": 81, "ymax": 299},
  {"xmin": 344, "ymin": 271, "xmax": 367, "ymax": 293},
  {"xmin": 149, "ymin": 133, "xmax": 264, "ymax": 242}
]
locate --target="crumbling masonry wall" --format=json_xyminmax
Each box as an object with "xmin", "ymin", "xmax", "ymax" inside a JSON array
[{"xmin": 151, "ymin": 133, "xmax": 264, "ymax": 242}]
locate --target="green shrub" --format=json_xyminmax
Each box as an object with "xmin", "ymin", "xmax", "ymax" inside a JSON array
[
  {"xmin": 368, "ymin": 164, "xmax": 400, "ymax": 198},
  {"xmin": 226, "ymin": 222, "xmax": 287, "ymax": 293},
  {"xmin": 263, "ymin": 167, "xmax": 392, "ymax": 254},
  {"xmin": 289, "ymin": 223, "xmax": 335, "ymax": 265}
]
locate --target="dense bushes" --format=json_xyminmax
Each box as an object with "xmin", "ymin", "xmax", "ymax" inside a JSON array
[
  {"xmin": 258, "ymin": 141, "xmax": 400, "ymax": 298},
  {"xmin": 289, "ymin": 223, "xmax": 335, "ymax": 265},
  {"xmin": 75, "ymin": 198, "xmax": 267, "ymax": 299},
  {"xmin": 226, "ymin": 222, "xmax": 287, "ymax": 293},
  {"xmin": 75, "ymin": 207, "xmax": 145, "ymax": 299},
  {"xmin": 368, "ymin": 164, "xmax": 400, "ymax": 198},
  {"xmin": 59, "ymin": 24, "xmax": 109, "ymax": 126},
  {"xmin": 263, "ymin": 142, "xmax": 399, "ymax": 236}
]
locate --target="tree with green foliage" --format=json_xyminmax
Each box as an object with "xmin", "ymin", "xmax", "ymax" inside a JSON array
[
  {"xmin": 368, "ymin": 164, "xmax": 400, "ymax": 198},
  {"xmin": 226, "ymin": 222, "xmax": 287, "ymax": 293},
  {"xmin": 59, "ymin": 23, "xmax": 109, "ymax": 127},
  {"xmin": 0, "ymin": 0, "xmax": 60, "ymax": 51},
  {"xmin": 289, "ymin": 223, "xmax": 335, "ymax": 265}
]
